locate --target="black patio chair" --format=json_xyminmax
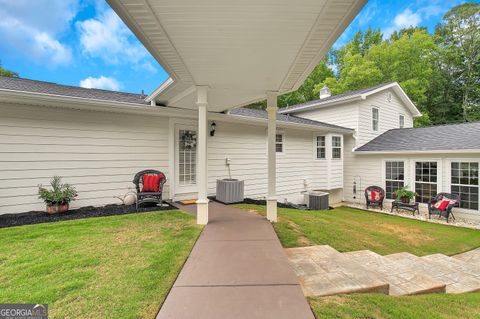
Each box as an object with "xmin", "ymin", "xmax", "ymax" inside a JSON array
[
  {"xmin": 133, "ymin": 169, "xmax": 167, "ymax": 211},
  {"xmin": 365, "ymin": 185, "xmax": 385, "ymax": 210},
  {"xmin": 428, "ymin": 193, "xmax": 460, "ymax": 223}
]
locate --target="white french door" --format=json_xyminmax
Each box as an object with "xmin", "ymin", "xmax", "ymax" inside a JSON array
[{"xmin": 175, "ymin": 125, "xmax": 198, "ymax": 195}]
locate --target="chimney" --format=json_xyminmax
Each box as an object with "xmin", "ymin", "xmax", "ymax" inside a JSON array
[{"xmin": 319, "ymin": 85, "xmax": 331, "ymax": 99}]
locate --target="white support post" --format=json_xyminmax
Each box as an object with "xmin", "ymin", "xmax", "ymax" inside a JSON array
[
  {"xmin": 196, "ymin": 86, "xmax": 209, "ymax": 225},
  {"xmin": 266, "ymin": 91, "xmax": 278, "ymax": 222}
]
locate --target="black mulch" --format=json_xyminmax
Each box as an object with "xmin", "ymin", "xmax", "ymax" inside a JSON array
[
  {"xmin": 237, "ymin": 198, "xmax": 304, "ymax": 209},
  {"xmin": 0, "ymin": 202, "xmax": 177, "ymax": 228}
]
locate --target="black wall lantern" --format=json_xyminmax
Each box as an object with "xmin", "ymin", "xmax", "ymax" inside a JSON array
[{"xmin": 210, "ymin": 121, "xmax": 216, "ymax": 136}]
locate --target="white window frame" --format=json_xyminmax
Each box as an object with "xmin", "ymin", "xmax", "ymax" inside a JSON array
[
  {"xmin": 275, "ymin": 132, "xmax": 285, "ymax": 155},
  {"xmin": 383, "ymin": 160, "xmax": 406, "ymax": 200},
  {"xmin": 447, "ymin": 159, "xmax": 480, "ymax": 211},
  {"xmin": 413, "ymin": 160, "xmax": 441, "ymax": 204},
  {"xmin": 372, "ymin": 107, "xmax": 379, "ymax": 131},
  {"xmin": 314, "ymin": 135, "xmax": 326, "ymax": 160},
  {"xmin": 331, "ymin": 135, "xmax": 342, "ymax": 160},
  {"xmin": 399, "ymin": 114, "xmax": 405, "ymax": 128}
]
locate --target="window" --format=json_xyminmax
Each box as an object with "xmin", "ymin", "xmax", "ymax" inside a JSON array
[
  {"xmin": 415, "ymin": 161, "xmax": 438, "ymax": 203},
  {"xmin": 385, "ymin": 161, "xmax": 405, "ymax": 199},
  {"xmin": 332, "ymin": 136, "xmax": 341, "ymax": 159},
  {"xmin": 451, "ymin": 162, "xmax": 478, "ymax": 210},
  {"xmin": 275, "ymin": 133, "xmax": 284, "ymax": 153},
  {"xmin": 372, "ymin": 108, "xmax": 379, "ymax": 131},
  {"xmin": 316, "ymin": 136, "xmax": 326, "ymax": 159},
  {"xmin": 399, "ymin": 115, "xmax": 405, "ymax": 128}
]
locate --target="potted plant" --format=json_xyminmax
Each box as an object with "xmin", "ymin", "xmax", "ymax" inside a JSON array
[
  {"xmin": 38, "ymin": 176, "xmax": 77, "ymax": 214},
  {"xmin": 394, "ymin": 186, "xmax": 417, "ymax": 204}
]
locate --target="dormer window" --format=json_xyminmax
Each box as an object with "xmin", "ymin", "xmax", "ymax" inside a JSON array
[{"xmin": 372, "ymin": 108, "xmax": 379, "ymax": 131}]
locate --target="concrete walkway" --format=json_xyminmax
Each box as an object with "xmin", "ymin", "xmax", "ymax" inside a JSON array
[{"xmin": 157, "ymin": 202, "xmax": 315, "ymax": 319}]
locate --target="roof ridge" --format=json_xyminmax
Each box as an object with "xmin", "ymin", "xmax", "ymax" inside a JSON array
[{"xmin": 387, "ymin": 121, "xmax": 480, "ymax": 132}]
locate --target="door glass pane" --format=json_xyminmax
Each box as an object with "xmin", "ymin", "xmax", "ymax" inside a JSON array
[{"xmin": 179, "ymin": 129, "xmax": 197, "ymax": 186}]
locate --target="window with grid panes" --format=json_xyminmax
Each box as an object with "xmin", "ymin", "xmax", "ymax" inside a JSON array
[
  {"xmin": 451, "ymin": 162, "xmax": 478, "ymax": 210},
  {"xmin": 385, "ymin": 161, "xmax": 405, "ymax": 199},
  {"xmin": 415, "ymin": 161, "xmax": 437, "ymax": 203}
]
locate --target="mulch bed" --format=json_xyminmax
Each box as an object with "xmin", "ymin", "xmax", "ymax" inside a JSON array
[
  {"xmin": 241, "ymin": 198, "xmax": 304, "ymax": 209},
  {"xmin": 0, "ymin": 202, "xmax": 177, "ymax": 228}
]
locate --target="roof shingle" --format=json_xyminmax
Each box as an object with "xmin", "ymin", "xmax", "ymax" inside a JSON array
[
  {"xmin": 355, "ymin": 122, "xmax": 480, "ymax": 152},
  {"xmin": 0, "ymin": 76, "xmax": 148, "ymax": 105},
  {"xmin": 228, "ymin": 108, "xmax": 353, "ymax": 131}
]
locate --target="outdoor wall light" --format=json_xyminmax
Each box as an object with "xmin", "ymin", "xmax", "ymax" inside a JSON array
[{"xmin": 210, "ymin": 121, "xmax": 216, "ymax": 136}]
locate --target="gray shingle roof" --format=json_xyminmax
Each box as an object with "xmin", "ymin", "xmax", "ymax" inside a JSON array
[
  {"xmin": 0, "ymin": 76, "xmax": 148, "ymax": 105},
  {"xmin": 279, "ymin": 82, "xmax": 395, "ymax": 114},
  {"xmin": 355, "ymin": 122, "xmax": 480, "ymax": 152},
  {"xmin": 228, "ymin": 108, "xmax": 353, "ymax": 131}
]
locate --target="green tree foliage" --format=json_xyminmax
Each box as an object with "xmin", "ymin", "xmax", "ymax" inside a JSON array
[
  {"xmin": 247, "ymin": 3, "xmax": 478, "ymax": 126},
  {"xmin": 433, "ymin": 2, "xmax": 480, "ymax": 122},
  {"xmin": 0, "ymin": 61, "xmax": 19, "ymax": 78}
]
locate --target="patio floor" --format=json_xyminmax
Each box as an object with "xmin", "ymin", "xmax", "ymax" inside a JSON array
[{"xmin": 156, "ymin": 202, "xmax": 315, "ymax": 319}]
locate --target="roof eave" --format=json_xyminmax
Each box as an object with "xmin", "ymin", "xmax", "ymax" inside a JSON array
[
  {"xmin": 279, "ymin": 95, "xmax": 365, "ymax": 114},
  {"xmin": 354, "ymin": 149, "xmax": 480, "ymax": 154}
]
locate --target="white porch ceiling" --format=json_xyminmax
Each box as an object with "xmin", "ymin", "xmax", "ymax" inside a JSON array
[{"xmin": 108, "ymin": 0, "xmax": 366, "ymax": 111}]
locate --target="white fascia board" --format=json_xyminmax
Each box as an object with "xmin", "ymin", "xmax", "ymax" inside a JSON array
[
  {"xmin": 354, "ymin": 149, "xmax": 480, "ymax": 155},
  {"xmin": 145, "ymin": 77, "xmax": 174, "ymax": 103}
]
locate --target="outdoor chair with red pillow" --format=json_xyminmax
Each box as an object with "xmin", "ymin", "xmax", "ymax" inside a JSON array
[
  {"xmin": 365, "ymin": 186, "xmax": 385, "ymax": 210},
  {"xmin": 133, "ymin": 169, "xmax": 167, "ymax": 211},
  {"xmin": 428, "ymin": 193, "xmax": 460, "ymax": 223}
]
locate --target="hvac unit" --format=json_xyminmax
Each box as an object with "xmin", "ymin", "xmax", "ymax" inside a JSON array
[{"xmin": 216, "ymin": 179, "xmax": 244, "ymax": 204}]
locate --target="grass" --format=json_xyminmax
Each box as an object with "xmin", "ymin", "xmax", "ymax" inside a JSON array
[
  {"xmin": 235, "ymin": 204, "xmax": 480, "ymax": 318},
  {"xmin": 235, "ymin": 204, "xmax": 480, "ymax": 256},
  {"xmin": 309, "ymin": 293, "xmax": 480, "ymax": 319},
  {"xmin": 0, "ymin": 210, "xmax": 202, "ymax": 319}
]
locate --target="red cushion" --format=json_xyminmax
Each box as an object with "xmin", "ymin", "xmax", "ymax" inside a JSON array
[
  {"xmin": 142, "ymin": 174, "xmax": 161, "ymax": 192},
  {"xmin": 435, "ymin": 199, "xmax": 450, "ymax": 211}
]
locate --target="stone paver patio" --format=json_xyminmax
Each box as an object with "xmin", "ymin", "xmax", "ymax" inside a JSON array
[
  {"xmin": 156, "ymin": 202, "xmax": 315, "ymax": 319},
  {"xmin": 287, "ymin": 245, "xmax": 480, "ymax": 297}
]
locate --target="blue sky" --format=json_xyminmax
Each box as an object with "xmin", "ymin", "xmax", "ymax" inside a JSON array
[{"xmin": 0, "ymin": 0, "xmax": 467, "ymax": 95}]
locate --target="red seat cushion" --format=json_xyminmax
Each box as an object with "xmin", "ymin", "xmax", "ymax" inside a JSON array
[
  {"xmin": 142, "ymin": 174, "xmax": 161, "ymax": 192},
  {"xmin": 434, "ymin": 199, "xmax": 450, "ymax": 211}
]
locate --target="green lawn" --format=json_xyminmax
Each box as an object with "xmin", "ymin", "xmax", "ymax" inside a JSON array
[
  {"xmin": 235, "ymin": 204, "xmax": 480, "ymax": 256},
  {"xmin": 309, "ymin": 293, "xmax": 480, "ymax": 319},
  {"xmin": 0, "ymin": 210, "xmax": 202, "ymax": 319},
  {"xmin": 235, "ymin": 204, "xmax": 480, "ymax": 319}
]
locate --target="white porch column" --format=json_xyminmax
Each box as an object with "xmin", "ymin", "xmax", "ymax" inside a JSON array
[
  {"xmin": 196, "ymin": 86, "xmax": 209, "ymax": 225},
  {"xmin": 266, "ymin": 91, "xmax": 278, "ymax": 222}
]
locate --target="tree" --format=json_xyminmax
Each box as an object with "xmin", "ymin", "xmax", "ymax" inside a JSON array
[
  {"xmin": 434, "ymin": 2, "xmax": 480, "ymax": 122},
  {"xmin": 0, "ymin": 61, "xmax": 19, "ymax": 78}
]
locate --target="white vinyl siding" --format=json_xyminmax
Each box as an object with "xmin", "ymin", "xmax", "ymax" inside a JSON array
[
  {"xmin": 0, "ymin": 103, "xmax": 170, "ymax": 215},
  {"xmin": 207, "ymin": 123, "xmax": 344, "ymax": 204}
]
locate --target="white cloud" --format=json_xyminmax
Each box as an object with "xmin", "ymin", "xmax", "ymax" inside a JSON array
[
  {"xmin": 80, "ymin": 76, "xmax": 121, "ymax": 91},
  {"xmin": 0, "ymin": 0, "xmax": 77, "ymax": 65},
  {"xmin": 383, "ymin": 8, "xmax": 422, "ymax": 39},
  {"xmin": 394, "ymin": 9, "xmax": 422, "ymax": 28},
  {"xmin": 77, "ymin": 8, "xmax": 154, "ymax": 70}
]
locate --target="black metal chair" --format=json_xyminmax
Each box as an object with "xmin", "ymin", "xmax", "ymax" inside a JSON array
[
  {"xmin": 133, "ymin": 169, "xmax": 167, "ymax": 211},
  {"xmin": 428, "ymin": 193, "xmax": 460, "ymax": 223},
  {"xmin": 365, "ymin": 186, "xmax": 385, "ymax": 210}
]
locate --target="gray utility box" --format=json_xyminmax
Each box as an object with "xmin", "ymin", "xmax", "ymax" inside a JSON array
[
  {"xmin": 216, "ymin": 179, "xmax": 244, "ymax": 204},
  {"xmin": 306, "ymin": 191, "xmax": 329, "ymax": 210}
]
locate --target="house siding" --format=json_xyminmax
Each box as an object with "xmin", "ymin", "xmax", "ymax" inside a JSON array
[
  {"xmin": 294, "ymin": 103, "xmax": 359, "ymax": 131},
  {"xmin": 207, "ymin": 122, "xmax": 342, "ymax": 204},
  {"xmin": 357, "ymin": 89, "xmax": 414, "ymax": 147},
  {"xmin": 0, "ymin": 103, "xmax": 344, "ymax": 215},
  {"xmin": 0, "ymin": 103, "xmax": 170, "ymax": 214},
  {"xmin": 343, "ymin": 134, "xmax": 480, "ymax": 220}
]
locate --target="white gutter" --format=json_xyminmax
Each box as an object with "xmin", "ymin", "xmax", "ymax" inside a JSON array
[{"xmin": 145, "ymin": 77, "xmax": 174, "ymax": 103}]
